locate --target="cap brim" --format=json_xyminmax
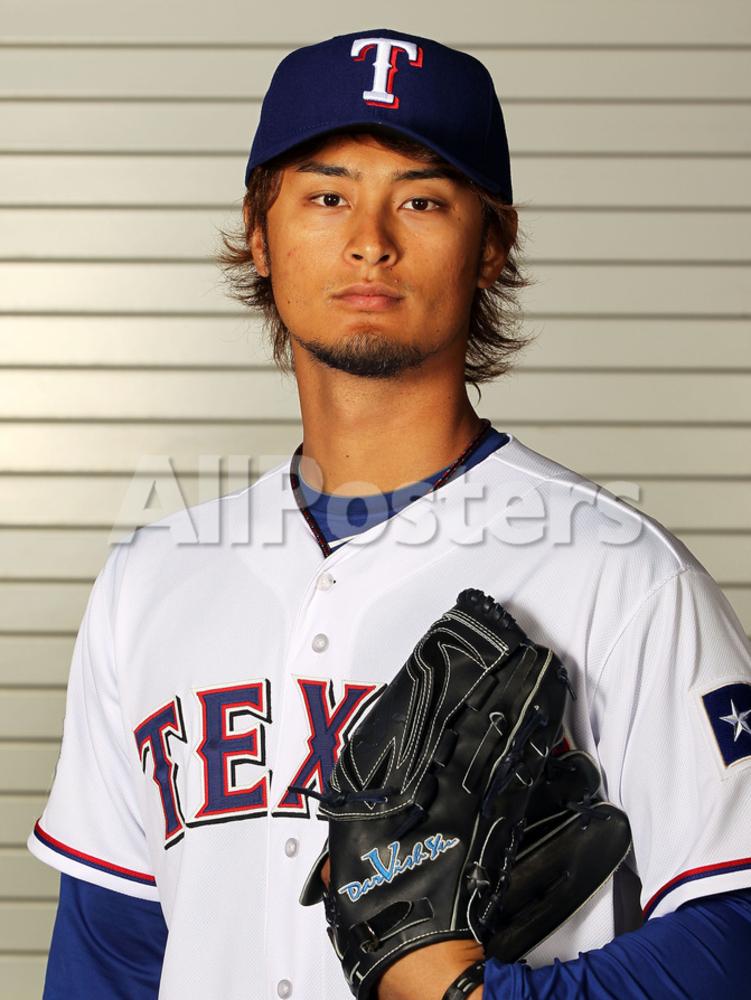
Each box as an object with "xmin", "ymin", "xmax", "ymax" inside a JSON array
[{"xmin": 245, "ymin": 118, "xmax": 509, "ymax": 201}]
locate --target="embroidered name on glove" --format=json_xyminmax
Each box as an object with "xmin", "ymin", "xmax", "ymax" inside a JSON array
[{"xmin": 338, "ymin": 833, "xmax": 460, "ymax": 902}]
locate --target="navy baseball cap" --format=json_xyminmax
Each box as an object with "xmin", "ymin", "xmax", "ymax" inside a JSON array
[{"xmin": 244, "ymin": 28, "xmax": 513, "ymax": 203}]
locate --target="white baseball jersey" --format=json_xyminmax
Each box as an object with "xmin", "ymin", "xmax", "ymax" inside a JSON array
[{"xmin": 28, "ymin": 432, "xmax": 751, "ymax": 999}]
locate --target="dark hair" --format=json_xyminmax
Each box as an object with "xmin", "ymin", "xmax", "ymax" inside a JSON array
[{"xmin": 216, "ymin": 126, "xmax": 535, "ymax": 394}]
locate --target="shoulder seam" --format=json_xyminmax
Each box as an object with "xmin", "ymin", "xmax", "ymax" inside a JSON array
[{"xmin": 488, "ymin": 449, "xmax": 690, "ymax": 567}]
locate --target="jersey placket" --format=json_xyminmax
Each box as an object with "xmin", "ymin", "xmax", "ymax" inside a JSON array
[{"xmin": 263, "ymin": 550, "xmax": 368, "ymax": 998}]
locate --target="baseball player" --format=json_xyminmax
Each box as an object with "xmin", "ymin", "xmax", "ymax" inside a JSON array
[{"xmin": 29, "ymin": 29, "xmax": 751, "ymax": 1000}]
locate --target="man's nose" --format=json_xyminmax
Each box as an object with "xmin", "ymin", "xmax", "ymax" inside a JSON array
[{"xmin": 344, "ymin": 211, "xmax": 398, "ymax": 267}]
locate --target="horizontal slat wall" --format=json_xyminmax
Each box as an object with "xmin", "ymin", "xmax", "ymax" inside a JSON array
[
  {"xmin": 2, "ymin": 1, "xmax": 749, "ymax": 44},
  {"xmin": 1, "ymin": 5, "xmax": 750, "ymax": 995}
]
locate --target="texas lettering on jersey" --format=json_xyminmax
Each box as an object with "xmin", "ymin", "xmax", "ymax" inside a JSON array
[{"xmin": 134, "ymin": 677, "xmax": 381, "ymax": 847}]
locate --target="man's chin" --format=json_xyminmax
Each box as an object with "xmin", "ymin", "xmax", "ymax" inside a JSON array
[{"xmin": 291, "ymin": 329, "xmax": 431, "ymax": 379}]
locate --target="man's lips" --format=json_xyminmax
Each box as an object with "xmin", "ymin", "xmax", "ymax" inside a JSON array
[{"xmin": 332, "ymin": 283, "xmax": 404, "ymax": 311}]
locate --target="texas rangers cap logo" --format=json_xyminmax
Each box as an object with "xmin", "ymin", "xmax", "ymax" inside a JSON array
[
  {"xmin": 701, "ymin": 682, "xmax": 751, "ymax": 768},
  {"xmin": 350, "ymin": 36, "xmax": 424, "ymax": 109}
]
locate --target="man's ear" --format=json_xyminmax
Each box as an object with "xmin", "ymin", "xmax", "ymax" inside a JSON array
[
  {"xmin": 477, "ymin": 209, "xmax": 517, "ymax": 289},
  {"xmin": 243, "ymin": 202, "xmax": 270, "ymax": 277}
]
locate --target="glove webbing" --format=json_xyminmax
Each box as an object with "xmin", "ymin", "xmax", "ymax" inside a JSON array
[{"xmin": 443, "ymin": 960, "xmax": 485, "ymax": 999}]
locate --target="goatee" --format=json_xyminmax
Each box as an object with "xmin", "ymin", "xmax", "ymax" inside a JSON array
[{"xmin": 291, "ymin": 329, "xmax": 437, "ymax": 379}]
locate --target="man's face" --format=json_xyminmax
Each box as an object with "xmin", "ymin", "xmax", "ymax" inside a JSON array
[{"xmin": 250, "ymin": 133, "xmax": 506, "ymax": 379}]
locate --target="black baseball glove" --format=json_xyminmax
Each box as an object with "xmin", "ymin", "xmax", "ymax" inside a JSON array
[{"xmin": 299, "ymin": 588, "xmax": 631, "ymax": 999}]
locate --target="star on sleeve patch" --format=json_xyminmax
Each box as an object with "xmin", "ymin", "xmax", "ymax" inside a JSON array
[{"xmin": 702, "ymin": 683, "xmax": 751, "ymax": 768}]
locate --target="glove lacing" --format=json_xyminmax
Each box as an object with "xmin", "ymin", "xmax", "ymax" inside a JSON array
[{"xmin": 288, "ymin": 784, "xmax": 392, "ymax": 809}]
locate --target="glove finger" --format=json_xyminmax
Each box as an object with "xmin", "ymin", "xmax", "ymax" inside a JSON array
[
  {"xmin": 487, "ymin": 802, "xmax": 632, "ymax": 963},
  {"xmin": 300, "ymin": 840, "xmax": 330, "ymax": 906}
]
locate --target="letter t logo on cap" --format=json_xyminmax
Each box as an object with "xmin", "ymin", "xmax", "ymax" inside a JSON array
[{"xmin": 350, "ymin": 36, "xmax": 424, "ymax": 109}]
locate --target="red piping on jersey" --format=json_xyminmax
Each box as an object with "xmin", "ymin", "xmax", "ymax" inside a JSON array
[
  {"xmin": 289, "ymin": 418, "xmax": 494, "ymax": 557},
  {"xmin": 33, "ymin": 820, "xmax": 157, "ymax": 886},
  {"xmin": 643, "ymin": 855, "xmax": 751, "ymax": 918}
]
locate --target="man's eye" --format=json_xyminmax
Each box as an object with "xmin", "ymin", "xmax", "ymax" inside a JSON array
[
  {"xmin": 311, "ymin": 193, "xmax": 345, "ymax": 207},
  {"xmin": 404, "ymin": 198, "xmax": 441, "ymax": 212}
]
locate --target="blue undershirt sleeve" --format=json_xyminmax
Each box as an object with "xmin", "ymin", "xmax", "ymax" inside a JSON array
[
  {"xmin": 43, "ymin": 873, "xmax": 167, "ymax": 1000},
  {"xmin": 483, "ymin": 888, "xmax": 751, "ymax": 999}
]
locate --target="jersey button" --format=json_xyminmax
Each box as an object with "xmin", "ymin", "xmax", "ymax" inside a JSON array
[
  {"xmin": 277, "ymin": 980, "xmax": 293, "ymax": 998},
  {"xmin": 284, "ymin": 837, "xmax": 299, "ymax": 858},
  {"xmin": 317, "ymin": 572, "xmax": 335, "ymax": 591},
  {"xmin": 311, "ymin": 633, "xmax": 329, "ymax": 653}
]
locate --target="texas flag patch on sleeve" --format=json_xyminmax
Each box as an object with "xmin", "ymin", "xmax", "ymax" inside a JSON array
[{"xmin": 701, "ymin": 682, "xmax": 751, "ymax": 768}]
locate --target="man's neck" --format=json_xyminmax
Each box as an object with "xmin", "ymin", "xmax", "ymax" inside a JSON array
[{"xmin": 296, "ymin": 384, "xmax": 484, "ymax": 497}]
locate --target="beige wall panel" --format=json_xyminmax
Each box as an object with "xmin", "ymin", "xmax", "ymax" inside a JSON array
[
  {"xmin": 3, "ymin": 208, "xmax": 750, "ymax": 262},
  {"xmin": 519, "ymin": 322, "xmax": 751, "ymax": 371},
  {"xmin": 1, "ymin": 796, "xmax": 58, "ymax": 844},
  {"xmin": 3, "ymin": 156, "xmax": 750, "ymax": 209},
  {"xmin": 0, "ymin": 370, "xmax": 300, "ymax": 419},
  {"xmin": 0, "ymin": 902, "xmax": 56, "ymax": 948},
  {"xmin": 2, "ymin": 262, "xmax": 747, "ymax": 315},
  {"xmin": 3, "ymin": 102, "xmax": 751, "ymax": 155},
  {"xmin": 0, "ymin": 424, "xmax": 300, "ymax": 473},
  {"xmin": 0, "ymin": 638, "xmax": 76, "ymax": 687},
  {"xmin": 0, "ymin": 529, "xmax": 136, "ymax": 578},
  {"xmin": 2, "ymin": 48, "xmax": 289, "ymax": 98},
  {"xmin": 2, "ymin": 424, "xmax": 750, "ymax": 477},
  {"xmin": 1, "ymin": 370, "xmax": 748, "ymax": 422},
  {"xmin": 0, "ymin": 957, "xmax": 46, "ymax": 998},
  {"xmin": 0, "ymin": 581, "xmax": 90, "ymax": 633},
  {"xmin": 629, "ymin": 482, "xmax": 751, "ymax": 533},
  {"xmin": 5, "ymin": 48, "xmax": 751, "ymax": 101},
  {"xmin": 722, "ymin": 588, "xmax": 751, "ymax": 626},
  {"xmin": 2, "ymin": 318, "xmax": 748, "ymax": 370},
  {"xmin": 0, "ymin": 745, "xmax": 59, "ymax": 792},
  {"xmin": 4, "ymin": 0, "xmax": 749, "ymax": 44},
  {"xmin": 0, "ymin": 208, "xmax": 235, "ymax": 260},
  {"xmin": 0, "ymin": 316, "xmax": 269, "ymax": 366},
  {"xmin": 514, "ymin": 427, "xmax": 751, "ymax": 477},
  {"xmin": 0, "ymin": 472, "xmax": 256, "ymax": 528},
  {"xmin": 0, "ymin": 155, "xmax": 244, "ymax": 207},
  {"xmin": 0, "ymin": 850, "xmax": 60, "ymax": 898},
  {"xmin": 0, "ymin": 691, "xmax": 66, "ymax": 739},
  {"xmin": 0, "ymin": 261, "xmax": 238, "ymax": 313},
  {"xmin": 0, "ymin": 475, "xmax": 249, "ymax": 526},
  {"xmin": 516, "ymin": 159, "xmax": 751, "ymax": 210},
  {"xmin": 522, "ymin": 212, "xmax": 751, "ymax": 262}
]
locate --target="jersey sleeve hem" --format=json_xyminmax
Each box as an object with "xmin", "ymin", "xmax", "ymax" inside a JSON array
[
  {"xmin": 644, "ymin": 856, "xmax": 751, "ymax": 920},
  {"xmin": 28, "ymin": 819, "xmax": 159, "ymax": 902}
]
